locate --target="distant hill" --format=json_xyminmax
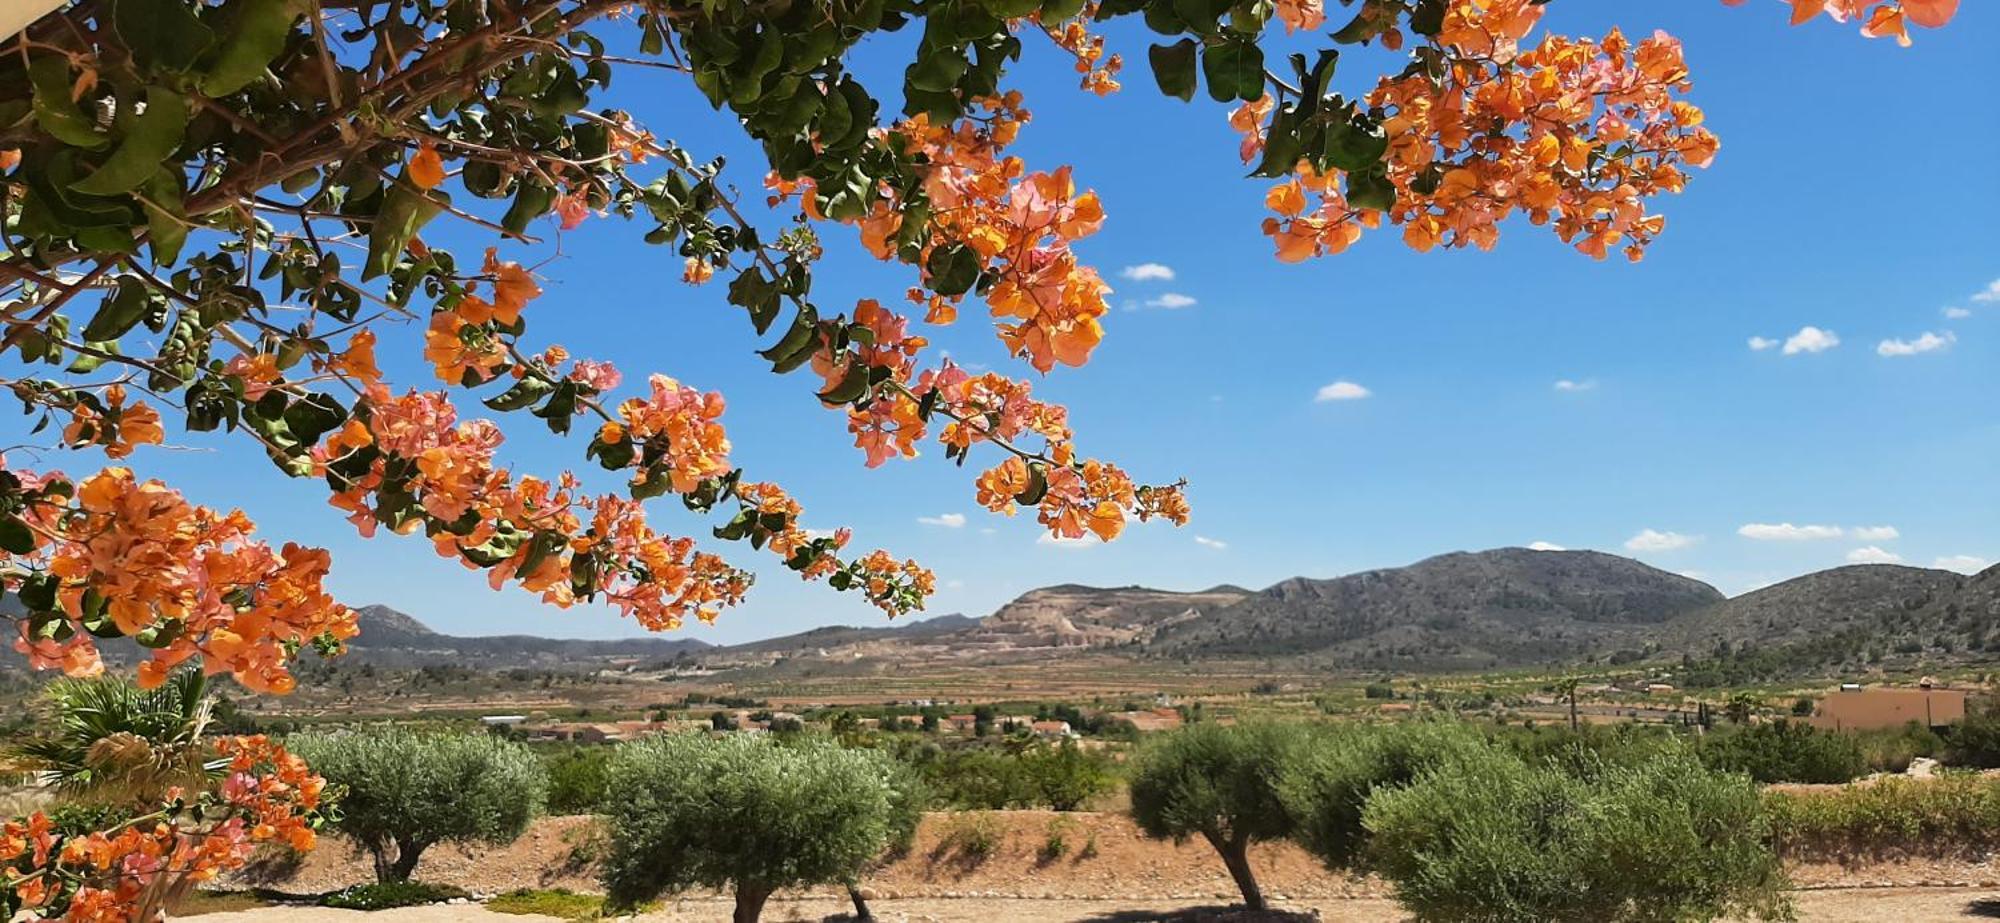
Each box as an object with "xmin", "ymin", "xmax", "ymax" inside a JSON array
[
  {"xmin": 1148, "ymin": 548, "xmax": 1724, "ymax": 669},
  {"xmin": 1659, "ymin": 563, "xmax": 2000, "ymax": 681},
  {"xmin": 341, "ymin": 604, "xmax": 713, "ymax": 666},
  {"xmin": 713, "ymin": 613, "xmax": 980, "ymax": 656}
]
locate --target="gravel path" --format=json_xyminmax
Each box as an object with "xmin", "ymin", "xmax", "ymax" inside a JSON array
[{"xmin": 188, "ymin": 887, "xmax": 2000, "ymax": 922}]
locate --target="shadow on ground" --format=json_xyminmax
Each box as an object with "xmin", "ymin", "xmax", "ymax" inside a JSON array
[
  {"xmin": 1965, "ymin": 897, "xmax": 2000, "ymax": 918},
  {"xmin": 1072, "ymin": 906, "xmax": 1317, "ymax": 923}
]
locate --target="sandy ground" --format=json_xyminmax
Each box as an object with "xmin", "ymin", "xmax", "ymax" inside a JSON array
[
  {"xmin": 188, "ymin": 888, "xmax": 2000, "ymax": 922},
  {"xmin": 212, "ymin": 810, "xmax": 2000, "ymax": 921}
]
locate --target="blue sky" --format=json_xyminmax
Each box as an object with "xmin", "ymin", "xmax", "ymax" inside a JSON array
[{"xmin": 10, "ymin": 2, "xmax": 1996, "ymax": 643}]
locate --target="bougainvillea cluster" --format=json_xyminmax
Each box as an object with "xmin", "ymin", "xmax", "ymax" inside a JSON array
[{"xmin": 1, "ymin": 736, "xmax": 326, "ymax": 922}]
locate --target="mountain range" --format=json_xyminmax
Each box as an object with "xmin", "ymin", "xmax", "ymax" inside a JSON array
[{"xmin": 341, "ymin": 548, "xmax": 2000, "ymax": 678}]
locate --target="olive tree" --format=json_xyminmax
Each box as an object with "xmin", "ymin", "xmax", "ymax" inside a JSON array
[
  {"xmin": 600, "ymin": 733, "xmax": 921, "ymax": 923},
  {"xmin": 1279, "ymin": 720, "xmax": 1490, "ymax": 871},
  {"xmin": 1363, "ymin": 747, "xmax": 1790, "ymax": 923},
  {"xmin": 1127, "ymin": 722, "xmax": 1309, "ymax": 911},
  {"xmin": 289, "ymin": 728, "xmax": 547, "ymax": 883}
]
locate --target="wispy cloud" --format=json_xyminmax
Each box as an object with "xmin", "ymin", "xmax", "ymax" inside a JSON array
[
  {"xmin": 918, "ymin": 513, "xmax": 967, "ymax": 528},
  {"xmin": 1528, "ymin": 541, "xmax": 1566, "ymax": 551},
  {"xmin": 1935, "ymin": 554, "xmax": 1991, "ymax": 574},
  {"xmin": 1120, "ymin": 263, "xmax": 1176, "ymax": 282},
  {"xmin": 1846, "ymin": 546, "xmax": 1903, "ymax": 564},
  {"xmin": 1971, "ymin": 279, "xmax": 2000, "ymax": 304},
  {"xmin": 1625, "ymin": 529, "xmax": 1699, "ymax": 552},
  {"xmin": 1145, "ymin": 293, "xmax": 1197, "ymax": 309},
  {"xmin": 1194, "ymin": 535, "xmax": 1229, "ymax": 550},
  {"xmin": 1876, "ymin": 331, "xmax": 1955, "ymax": 357},
  {"xmin": 1782, "ymin": 326, "xmax": 1840, "ymax": 355},
  {"xmin": 1851, "ymin": 525, "xmax": 1900, "ymax": 541},
  {"xmin": 1748, "ymin": 336, "xmax": 1779, "ymax": 352},
  {"xmin": 1553, "ymin": 379, "xmax": 1598, "ymax": 392},
  {"xmin": 1943, "ymin": 306, "xmax": 1972, "ymax": 320},
  {"xmin": 1314, "ymin": 380, "xmax": 1372, "ymax": 402},
  {"xmin": 1037, "ymin": 532, "xmax": 1096, "ymax": 549},
  {"xmin": 1738, "ymin": 522, "xmax": 1843, "ymax": 541}
]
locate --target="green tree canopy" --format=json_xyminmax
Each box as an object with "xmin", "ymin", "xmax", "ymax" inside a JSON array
[
  {"xmin": 290, "ymin": 727, "xmax": 548, "ymax": 882},
  {"xmin": 599, "ymin": 733, "xmax": 924, "ymax": 923},
  {"xmin": 1127, "ymin": 721, "xmax": 1309, "ymax": 911}
]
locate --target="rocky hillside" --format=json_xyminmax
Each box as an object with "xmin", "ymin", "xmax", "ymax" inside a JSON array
[
  {"xmin": 967, "ymin": 583, "xmax": 1254, "ymax": 648},
  {"xmin": 1148, "ymin": 549, "xmax": 1725, "ymax": 669},
  {"xmin": 1660, "ymin": 563, "xmax": 2000, "ymax": 681}
]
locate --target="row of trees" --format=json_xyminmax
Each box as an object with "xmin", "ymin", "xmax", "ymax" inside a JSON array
[{"xmin": 1128, "ymin": 721, "xmax": 1790, "ymax": 922}]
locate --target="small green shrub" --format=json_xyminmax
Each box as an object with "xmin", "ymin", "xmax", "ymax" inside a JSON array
[
  {"xmin": 1853, "ymin": 722, "xmax": 1943, "ymax": 774},
  {"xmin": 318, "ymin": 881, "xmax": 470, "ymax": 911},
  {"xmin": 1946, "ymin": 702, "xmax": 2000, "ymax": 768},
  {"xmin": 1365, "ymin": 747, "xmax": 1790, "ymax": 923},
  {"xmin": 938, "ymin": 812, "xmax": 1002, "ymax": 862},
  {"xmin": 543, "ymin": 745, "xmax": 613, "ymax": 815},
  {"xmin": 1697, "ymin": 720, "xmax": 1865, "ymax": 783},
  {"xmin": 1077, "ymin": 831, "xmax": 1099, "ymax": 860},
  {"xmin": 487, "ymin": 887, "xmax": 655, "ymax": 920},
  {"xmin": 1020, "ymin": 739, "xmax": 1115, "ymax": 811},
  {"xmin": 1038, "ymin": 817, "xmax": 1071, "ymax": 863}
]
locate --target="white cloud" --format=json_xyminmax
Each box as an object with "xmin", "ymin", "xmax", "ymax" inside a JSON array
[
  {"xmin": 1194, "ymin": 535, "xmax": 1228, "ymax": 550},
  {"xmin": 1553, "ymin": 379, "xmax": 1598, "ymax": 392},
  {"xmin": 1851, "ymin": 525, "xmax": 1900, "ymax": 541},
  {"xmin": 1145, "ymin": 292, "xmax": 1197, "ymax": 309},
  {"xmin": 1738, "ymin": 522, "xmax": 1843, "ymax": 541},
  {"xmin": 1314, "ymin": 380, "xmax": 1372, "ymax": 402},
  {"xmin": 944, "ymin": 579, "xmax": 966, "ymax": 589},
  {"xmin": 1876, "ymin": 330, "xmax": 1955, "ymax": 357},
  {"xmin": 1037, "ymin": 532, "xmax": 1096, "ymax": 549},
  {"xmin": 917, "ymin": 513, "xmax": 967, "ymax": 528},
  {"xmin": 1782, "ymin": 326, "xmax": 1840, "ymax": 355},
  {"xmin": 1120, "ymin": 263, "xmax": 1176, "ymax": 282},
  {"xmin": 1846, "ymin": 546, "xmax": 1904, "ymax": 564},
  {"xmin": 1748, "ymin": 336, "xmax": 1779, "ymax": 352},
  {"xmin": 1678, "ymin": 570, "xmax": 1709, "ymax": 581},
  {"xmin": 1625, "ymin": 529, "xmax": 1699, "ymax": 552},
  {"xmin": 1943, "ymin": 306, "xmax": 1972, "ymax": 320},
  {"xmin": 1971, "ymin": 279, "xmax": 2000, "ymax": 303},
  {"xmin": 1934, "ymin": 555, "xmax": 1991, "ymax": 574},
  {"xmin": 1528, "ymin": 541, "xmax": 1566, "ymax": 551}
]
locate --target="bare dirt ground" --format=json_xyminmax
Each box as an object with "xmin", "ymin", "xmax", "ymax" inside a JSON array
[
  {"xmin": 191, "ymin": 889, "xmax": 2000, "ymax": 922},
  {"xmin": 217, "ymin": 811, "xmax": 2000, "ymax": 921}
]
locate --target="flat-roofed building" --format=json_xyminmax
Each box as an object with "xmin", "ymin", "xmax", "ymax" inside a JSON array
[{"xmin": 1808, "ymin": 685, "xmax": 1968, "ymax": 731}]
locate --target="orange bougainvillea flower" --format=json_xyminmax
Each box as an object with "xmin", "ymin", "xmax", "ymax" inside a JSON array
[{"xmin": 408, "ymin": 140, "xmax": 446, "ymax": 190}]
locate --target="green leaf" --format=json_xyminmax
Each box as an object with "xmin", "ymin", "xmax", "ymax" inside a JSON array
[
  {"xmin": 0, "ymin": 516, "xmax": 34, "ymax": 554},
  {"xmin": 70, "ymin": 87, "xmax": 189, "ymax": 196},
  {"xmin": 140, "ymin": 169, "xmax": 189, "ymax": 265},
  {"xmin": 1014, "ymin": 462, "xmax": 1049, "ymax": 505},
  {"xmin": 1201, "ymin": 39, "xmax": 1263, "ymax": 103},
  {"xmin": 1346, "ymin": 167, "xmax": 1396, "ymax": 211},
  {"xmin": 112, "ymin": 0, "xmax": 218, "ymax": 73},
  {"xmin": 1148, "ymin": 39, "xmax": 1199, "ymax": 102},
  {"xmin": 28, "ymin": 56, "xmax": 109, "ymax": 150},
  {"xmin": 363, "ymin": 182, "xmax": 447, "ymax": 280},
  {"xmin": 483, "ymin": 377, "xmax": 553, "ymax": 412},
  {"xmin": 908, "ymin": 47, "xmax": 970, "ymax": 94},
  {"xmin": 817, "ymin": 362, "xmax": 871, "ymax": 405},
  {"xmin": 925, "ymin": 243, "xmax": 980, "ymax": 297},
  {"xmin": 82, "ymin": 276, "xmax": 153, "ymax": 342},
  {"xmin": 199, "ymin": 0, "xmax": 304, "ymax": 96}
]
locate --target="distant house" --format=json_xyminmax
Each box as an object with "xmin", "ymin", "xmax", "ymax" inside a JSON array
[
  {"xmin": 943, "ymin": 714, "xmax": 978, "ymax": 734},
  {"xmin": 1030, "ymin": 720, "xmax": 1074, "ymax": 738},
  {"xmin": 479, "ymin": 715, "xmax": 528, "ymax": 727},
  {"xmin": 1808, "ymin": 685, "xmax": 1968, "ymax": 731}
]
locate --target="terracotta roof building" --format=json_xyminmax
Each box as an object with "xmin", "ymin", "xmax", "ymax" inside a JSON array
[{"xmin": 1807, "ymin": 685, "xmax": 1968, "ymax": 731}]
